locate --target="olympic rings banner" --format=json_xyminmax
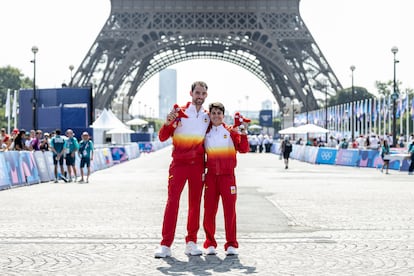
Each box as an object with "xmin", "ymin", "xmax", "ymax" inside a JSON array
[{"xmin": 315, "ymin": 148, "xmax": 337, "ymax": 165}]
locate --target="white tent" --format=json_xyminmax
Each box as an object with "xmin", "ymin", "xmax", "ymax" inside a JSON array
[
  {"xmin": 107, "ymin": 127, "xmax": 134, "ymax": 134},
  {"xmin": 107, "ymin": 127, "xmax": 134, "ymax": 145},
  {"xmin": 295, "ymin": 123, "xmax": 329, "ymax": 134},
  {"xmin": 91, "ymin": 109, "xmax": 131, "ymax": 145},
  {"xmin": 126, "ymin": 118, "xmax": 148, "ymax": 126},
  {"xmin": 279, "ymin": 126, "xmax": 298, "ymax": 134}
]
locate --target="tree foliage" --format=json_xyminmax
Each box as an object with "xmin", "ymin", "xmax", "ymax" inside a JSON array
[
  {"xmin": 0, "ymin": 66, "xmax": 33, "ymax": 128},
  {"xmin": 375, "ymin": 80, "xmax": 413, "ymax": 98},
  {"xmin": 328, "ymin": 86, "xmax": 375, "ymax": 106}
]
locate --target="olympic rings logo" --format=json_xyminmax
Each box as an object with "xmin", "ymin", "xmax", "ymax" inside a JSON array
[{"xmin": 320, "ymin": 151, "xmax": 333, "ymax": 160}]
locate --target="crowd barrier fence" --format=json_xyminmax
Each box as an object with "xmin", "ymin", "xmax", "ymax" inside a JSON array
[
  {"xmin": 0, "ymin": 140, "xmax": 172, "ymax": 191},
  {"xmin": 272, "ymin": 143, "xmax": 411, "ymax": 171}
]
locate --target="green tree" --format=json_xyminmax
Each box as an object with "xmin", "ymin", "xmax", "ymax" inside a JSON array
[
  {"xmin": 0, "ymin": 66, "xmax": 33, "ymax": 128},
  {"xmin": 328, "ymin": 86, "xmax": 375, "ymax": 106},
  {"xmin": 375, "ymin": 80, "xmax": 413, "ymax": 98}
]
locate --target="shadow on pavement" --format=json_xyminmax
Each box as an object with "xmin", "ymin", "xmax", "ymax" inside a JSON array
[{"xmin": 157, "ymin": 255, "xmax": 256, "ymax": 275}]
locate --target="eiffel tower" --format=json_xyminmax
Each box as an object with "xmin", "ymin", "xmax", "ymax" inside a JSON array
[{"xmin": 72, "ymin": 0, "xmax": 342, "ymax": 115}]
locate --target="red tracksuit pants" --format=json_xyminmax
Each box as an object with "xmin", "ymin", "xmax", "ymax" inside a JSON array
[
  {"xmin": 160, "ymin": 160, "xmax": 204, "ymax": 247},
  {"xmin": 203, "ymin": 173, "xmax": 238, "ymax": 250}
]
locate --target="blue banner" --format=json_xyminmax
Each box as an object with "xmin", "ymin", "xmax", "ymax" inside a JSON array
[
  {"xmin": 3, "ymin": 151, "xmax": 25, "ymax": 186},
  {"xmin": 110, "ymin": 147, "xmax": 128, "ymax": 164},
  {"xmin": 358, "ymin": 150, "xmax": 381, "ymax": 168},
  {"xmin": 33, "ymin": 151, "xmax": 52, "ymax": 182},
  {"xmin": 0, "ymin": 153, "xmax": 12, "ymax": 190},
  {"xmin": 20, "ymin": 151, "xmax": 40, "ymax": 185},
  {"xmin": 316, "ymin": 148, "xmax": 337, "ymax": 165},
  {"xmin": 335, "ymin": 149, "xmax": 360, "ymax": 167},
  {"xmin": 259, "ymin": 110, "xmax": 273, "ymax": 127}
]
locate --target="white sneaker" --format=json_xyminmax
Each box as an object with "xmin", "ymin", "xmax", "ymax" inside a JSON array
[
  {"xmin": 225, "ymin": 246, "xmax": 238, "ymax": 256},
  {"xmin": 184, "ymin": 241, "xmax": 202, "ymax": 256},
  {"xmin": 154, "ymin": 245, "xmax": 171, "ymax": 258},
  {"xmin": 205, "ymin": 246, "xmax": 217, "ymax": 255}
]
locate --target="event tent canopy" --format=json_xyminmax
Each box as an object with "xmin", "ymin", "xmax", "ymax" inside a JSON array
[
  {"xmin": 295, "ymin": 123, "xmax": 329, "ymax": 134},
  {"xmin": 90, "ymin": 109, "xmax": 130, "ymax": 145},
  {"xmin": 279, "ymin": 126, "xmax": 298, "ymax": 134},
  {"xmin": 126, "ymin": 118, "xmax": 148, "ymax": 126}
]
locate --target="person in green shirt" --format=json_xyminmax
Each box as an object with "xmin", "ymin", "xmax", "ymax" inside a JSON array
[
  {"xmin": 408, "ymin": 140, "xmax": 414, "ymax": 175},
  {"xmin": 78, "ymin": 132, "xmax": 94, "ymax": 183},
  {"xmin": 50, "ymin": 129, "xmax": 66, "ymax": 183},
  {"xmin": 65, "ymin": 129, "xmax": 79, "ymax": 182}
]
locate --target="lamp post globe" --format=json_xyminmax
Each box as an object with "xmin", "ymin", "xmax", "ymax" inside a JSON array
[
  {"xmin": 391, "ymin": 46, "xmax": 399, "ymax": 147},
  {"xmin": 31, "ymin": 46, "xmax": 38, "ymax": 55},
  {"xmin": 350, "ymin": 65, "xmax": 356, "ymax": 141}
]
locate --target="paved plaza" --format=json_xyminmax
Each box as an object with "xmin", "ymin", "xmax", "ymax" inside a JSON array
[{"xmin": 1, "ymin": 147, "xmax": 414, "ymax": 275}]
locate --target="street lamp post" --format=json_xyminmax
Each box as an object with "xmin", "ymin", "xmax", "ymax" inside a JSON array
[
  {"xmin": 350, "ymin": 65, "xmax": 356, "ymax": 141},
  {"xmin": 391, "ymin": 46, "xmax": 399, "ymax": 147},
  {"xmin": 31, "ymin": 46, "xmax": 39, "ymax": 130},
  {"xmin": 69, "ymin": 65, "xmax": 74, "ymax": 87}
]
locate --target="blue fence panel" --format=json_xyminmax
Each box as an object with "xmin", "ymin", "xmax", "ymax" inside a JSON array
[
  {"xmin": 3, "ymin": 151, "xmax": 25, "ymax": 186},
  {"xmin": 358, "ymin": 150, "xmax": 381, "ymax": 168},
  {"xmin": 110, "ymin": 147, "xmax": 128, "ymax": 164},
  {"xmin": 20, "ymin": 151, "xmax": 41, "ymax": 185},
  {"xmin": 335, "ymin": 149, "xmax": 360, "ymax": 167},
  {"xmin": 0, "ymin": 153, "xmax": 12, "ymax": 190},
  {"xmin": 316, "ymin": 148, "xmax": 337, "ymax": 165}
]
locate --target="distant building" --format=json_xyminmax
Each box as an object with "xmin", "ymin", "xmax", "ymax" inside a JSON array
[{"xmin": 158, "ymin": 69, "xmax": 177, "ymax": 119}]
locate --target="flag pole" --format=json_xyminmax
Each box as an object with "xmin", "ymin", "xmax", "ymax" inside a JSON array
[
  {"xmin": 6, "ymin": 89, "xmax": 11, "ymax": 134},
  {"xmin": 12, "ymin": 90, "xmax": 17, "ymax": 129}
]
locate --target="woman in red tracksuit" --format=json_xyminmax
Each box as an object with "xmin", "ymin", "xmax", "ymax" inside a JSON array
[{"xmin": 203, "ymin": 102, "xmax": 249, "ymax": 256}]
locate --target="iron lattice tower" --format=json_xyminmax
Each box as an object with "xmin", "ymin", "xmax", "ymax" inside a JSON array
[{"xmin": 72, "ymin": 0, "xmax": 342, "ymax": 114}]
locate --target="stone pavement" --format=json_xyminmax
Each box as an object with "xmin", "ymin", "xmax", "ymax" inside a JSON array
[{"xmin": 1, "ymin": 147, "xmax": 414, "ymax": 275}]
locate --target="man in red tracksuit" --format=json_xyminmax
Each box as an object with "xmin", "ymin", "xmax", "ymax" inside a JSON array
[
  {"xmin": 154, "ymin": 81, "xmax": 210, "ymax": 258},
  {"xmin": 203, "ymin": 102, "xmax": 249, "ymax": 256}
]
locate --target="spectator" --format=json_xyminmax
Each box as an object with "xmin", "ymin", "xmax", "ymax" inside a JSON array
[
  {"xmin": 280, "ymin": 135, "xmax": 293, "ymax": 169},
  {"xmin": 339, "ymin": 138, "xmax": 349, "ymax": 149},
  {"xmin": 356, "ymin": 135, "xmax": 365, "ymax": 149},
  {"xmin": 50, "ymin": 129, "xmax": 66, "ymax": 183},
  {"xmin": 398, "ymin": 134, "xmax": 405, "ymax": 148},
  {"xmin": 326, "ymin": 135, "xmax": 338, "ymax": 148},
  {"xmin": 0, "ymin": 128, "xmax": 10, "ymax": 151},
  {"xmin": 25, "ymin": 130, "xmax": 35, "ymax": 150},
  {"xmin": 263, "ymin": 134, "xmax": 272, "ymax": 153},
  {"xmin": 248, "ymin": 135, "xmax": 259, "ymax": 153},
  {"xmin": 408, "ymin": 139, "xmax": 414, "ymax": 175},
  {"xmin": 78, "ymin": 132, "xmax": 94, "ymax": 183},
  {"xmin": 380, "ymin": 139, "xmax": 391, "ymax": 174},
  {"xmin": 30, "ymin": 130, "xmax": 43, "ymax": 151},
  {"xmin": 65, "ymin": 129, "xmax": 79, "ymax": 182},
  {"xmin": 40, "ymin": 132, "xmax": 50, "ymax": 151},
  {"xmin": 13, "ymin": 129, "xmax": 26, "ymax": 151},
  {"xmin": 368, "ymin": 134, "xmax": 380, "ymax": 150}
]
